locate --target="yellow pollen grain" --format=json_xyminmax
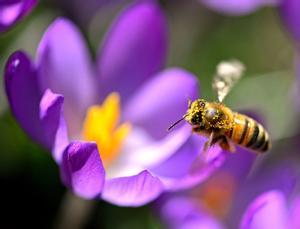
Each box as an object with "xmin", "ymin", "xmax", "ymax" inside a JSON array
[{"xmin": 82, "ymin": 92, "xmax": 131, "ymax": 167}]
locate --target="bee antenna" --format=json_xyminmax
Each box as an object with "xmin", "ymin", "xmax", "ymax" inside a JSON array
[{"xmin": 167, "ymin": 115, "xmax": 187, "ymax": 131}]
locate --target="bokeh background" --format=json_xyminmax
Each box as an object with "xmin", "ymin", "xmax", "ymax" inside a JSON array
[{"xmin": 0, "ymin": 0, "xmax": 298, "ymax": 228}]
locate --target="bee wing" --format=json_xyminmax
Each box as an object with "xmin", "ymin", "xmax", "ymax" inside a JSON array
[{"xmin": 212, "ymin": 60, "xmax": 245, "ymax": 102}]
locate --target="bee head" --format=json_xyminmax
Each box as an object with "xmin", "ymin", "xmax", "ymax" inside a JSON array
[
  {"xmin": 167, "ymin": 99, "xmax": 206, "ymax": 131},
  {"xmin": 184, "ymin": 99, "xmax": 206, "ymax": 126},
  {"xmin": 168, "ymin": 99, "xmax": 233, "ymax": 132}
]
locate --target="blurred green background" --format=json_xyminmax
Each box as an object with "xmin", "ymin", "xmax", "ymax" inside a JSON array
[{"xmin": 0, "ymin": 0, "xmax": 297, "ymax": 228}]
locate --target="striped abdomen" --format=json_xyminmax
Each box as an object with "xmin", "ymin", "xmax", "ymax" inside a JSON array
[{"xmin": 225, "ymin": 113, "xmax": 271, "ymax": 153}]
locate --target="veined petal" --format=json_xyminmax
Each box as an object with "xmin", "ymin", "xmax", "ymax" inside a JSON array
[
  {"xmin": 0, "ymin": 0, "xmax": 37, "ymax": 32},
  {"xmin": 200, "ymin": 0, "xmax": 279, "ymax": 16},
  {"xmin": 123, "ymin": 68, "xmax": 199, "ymax": 139},
  {"xmin": 279, "ymin": 0, "xmax": 300, "ymax": 43},
  {"xmin": 37, "ymin": 18, "xmax": 96, "ymax": 136},
  {"xmin": 240, "ymin": 190, "xmax": 289, "ymax": 229},
  {"xmin": 60, "ymin": 141, "xmax": 105, "ymax": 199},
  {"xmin": 102, "ymin": 170, "xmax": 163, "ymax": 206},
  {"xmin": 97, "ymin": 0, "xmax": 167, "ymax": 101},
  {"xmin": 39, "ymin": 89, "xmax": 69, "ymax": 163},
  {"xmin": 4, "ymin": 51, "xmax": 42, "ymax": 142}
]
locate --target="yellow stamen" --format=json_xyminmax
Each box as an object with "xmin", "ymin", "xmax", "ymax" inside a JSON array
[{"xmin": 82, "ymin": 92, "xmax": 131, "ymax": 167}]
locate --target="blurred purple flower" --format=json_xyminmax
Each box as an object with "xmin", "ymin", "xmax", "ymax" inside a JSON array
[
  {"xmin": 241, "ymin": 190, "xmax": 300, "ymax": 229},
  {"xmin": 199, "ymin": 0, "xmax": 279, "ymax": 16},
  {"xmin": 0, "ymin": 0, "xmax": 37, "ymax": 33},
  {"xmin": 158, "ymin": 146, "xmax": 256, "ymax": 228},
  {"xmin": 279, "ymin": 0, "xmax": 300, "ymax": 45},
  {"xmin": 4, "ymin": 1, "xmax": 224, "ymax": 206},
  {"xmin": 160, "ymin": 189, "xmax": 300, "ymax": 229},
  {"xmin": 157, "ymin": 149, "xmax": 298, "ymax": 228}
]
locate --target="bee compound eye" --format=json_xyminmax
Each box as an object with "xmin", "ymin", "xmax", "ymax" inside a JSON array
[{"xmin": 199, "ymin": 101, "xmax": 205, "ymax": 108}]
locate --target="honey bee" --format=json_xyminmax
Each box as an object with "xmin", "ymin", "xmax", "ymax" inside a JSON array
[{"xmin": 168, "ymin": 60, "xmax": 271, "ymax": 154}]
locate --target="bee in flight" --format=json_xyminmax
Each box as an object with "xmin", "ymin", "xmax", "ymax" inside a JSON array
[{"xmin": 168, "ymin": 60, "xmax": 271, "ymax": 154}]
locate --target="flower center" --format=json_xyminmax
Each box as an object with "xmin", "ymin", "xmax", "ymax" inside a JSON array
[
  {"xmin": 82, "ymin": 92, "xmax": 131, "ymax": 168},
  {"xmin": 194, "ymin": 172, "xmax": 236, "ymax": 218}
]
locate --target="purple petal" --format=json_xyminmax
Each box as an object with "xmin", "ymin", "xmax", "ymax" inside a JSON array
[
  {"xmin": 39, "ymin": 89, "xmax": 69, "ymax": 163},
  {"xmin": 109, "ymin": 124, "xmax": 193, "ymax": 179},
  {"xmin": 102, "ymin": 170, "xmax": 163, "ymax": 206},
  {"xmin": 60, "ymin": 141, "xmax": 105, "ymax": 199},
  {"xmin": 123, "ymin": 68, "xmax": 199, "ymax": 139},
  {"xmin": 250, "ymin": 162, "xmax": 297, "ymax": 197},
  {"xmin": 5, "ymin": 52, "xmax": 69, "ymax": 158},
  {"xmin": 279, "ymin": 0, "xmax": 300, "ymax": 44},
  {"xmin": 150, "ymin": 133, "xmax": 203, "ymax": 179},
  {"xmin": 229, "ymin": 162, "xmax": 298, "ymax": 227},
  {"xmin": 97, "ymin": 0, "xmax": 167, "ymax": 101},
  {"xmin": 290, "ymin": 196, "xmax": 300, "ymax": 228},
  {"xmin": 0, "ymin": 0, "xmax": 37, "ymax": 32},
  {"xmin": 240, "ymin": 190, "xmax": 289, "ymax": 229},
  {"xmin": 121, "ymin": 124, "xmax": 192, "ymax": 169},
  {"xmin": 37, "ymin": 18, "xmax": 96, "ymax": 136},
  {"xmin": 200, "ymin": 0, "xmax": 279, "ymax": 15},
  {"xmin": 149, "ymin": 132, "xmax": 225, "ymax": 191},
  {"xmin": 219, "ymin": 146, "xmax": 256, "ymax": 184},
  {"xmin": 159, "ymin": 196, "xmax": 224, "ymax": 229},
  {"xmin": 4, "ymin": 51, "xmax": 42, "ymax": 143}
]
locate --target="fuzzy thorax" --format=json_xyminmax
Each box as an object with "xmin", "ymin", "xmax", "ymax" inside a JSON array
[{"xmin": 185, "ymin": 99, "xmax": 234, "ymax": 131}]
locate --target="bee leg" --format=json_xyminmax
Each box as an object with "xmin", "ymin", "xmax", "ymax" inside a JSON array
[
  {"xmin": 202, "ymin": 132, "xmax": 215, "ymax": 156},
  {"xmin": 192, "ymin": 126, "xmax": 201, "ymax": 134},
  {"xmin": 219, "ymin": 137, "xmax": 236, "ymax": 153},
  {"xmin": 190, "ymin": 132, "xmax": 215, "ymax": 173}
]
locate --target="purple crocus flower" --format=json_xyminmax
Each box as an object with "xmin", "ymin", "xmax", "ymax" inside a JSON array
[
  {"xmin": 158, "ymin": 146, "xmax": 256, "ymax": 228},
  {"xmin": 158, "ymin": 148, "xmax": 298, "ymax": 228},
  {"xmin": 240, "ymin": 190, "xmax": 300, "ymax": 229},
  {"xmin": 159, "ymin": 189, "xmax": 300, "ymax": 229},
  {"xmin": 4, "ymin": 1, "xmax": 224, "ymax": 206},
  {"xmin": 199, "ymin": 0, "xmax": 279, "ymax": 16},
  {"xmin": 0, "ymin": 0, "xmax": 37, "ymax": 32}
]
